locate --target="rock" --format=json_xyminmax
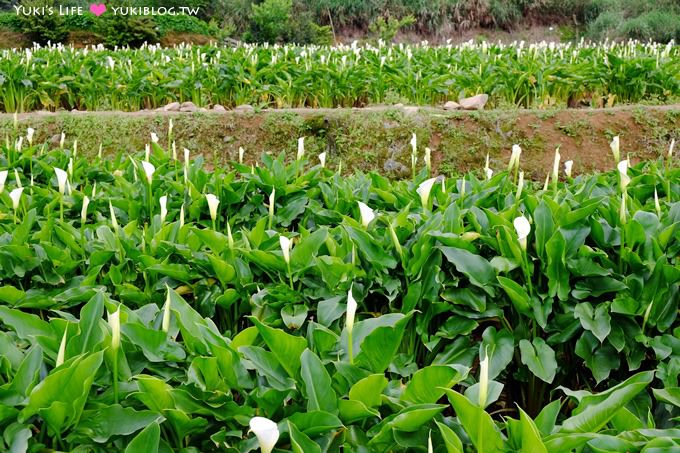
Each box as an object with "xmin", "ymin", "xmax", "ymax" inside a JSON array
[
  {"xmin": 164, "ymin": 101, "xmax": 181, "ymax": 112},
  {"xmin": 393, "ymin": 103, "xmax": 404, "ymax": 108},
  {"xmin": 213, "ymin": 104, "xmax": 227, "ymax": 112},
  {"xmin": 49, "ymin": 134, "xmax": 61, "ymax": 146},
  {"xmin": 402, "ymin": 106, "xmax": 419, "ymax": 115},
  {"xmin": 384, "ymin": 158, "xmax": 409, "ymax": 176},
  {"xmin": 459, "ymin": 94, "xmax": 488, "ymax": 110},
  {"xmin": 234, "ymin": 104, "xmax": 254, "ymax": 113},
  {"xmin": 223, "ymin": 135, "xmax": 234, "ymax": 143},
  {"xmin": 443, "ymin": 101, "xmax": 461, "ymax": 110},
  {"xmin": 198, "ymin": 107, "xmax": 208, "ymax": 112},
  {"xmin": 179, "ymin": 101, "xmax": 197, "ymax": 112}
]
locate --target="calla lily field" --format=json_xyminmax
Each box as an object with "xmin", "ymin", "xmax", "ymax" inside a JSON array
[{"xmin": 0, "ymin": 116, "xmax": 678, "ymax": 452}]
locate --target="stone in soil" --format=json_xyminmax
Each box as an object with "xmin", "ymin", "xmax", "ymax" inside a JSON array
[
  {"xmin": 164, "ymin": 102, "xmax": 181, "ymax": 112},
  {"xmin": 384, "ymin": 158, "xmax": 409, "ymax": 176},
  {"xmin": 179, "ymin": 101, "xmax": 197, "ymax": 112},
  {"xmin": 234, "ymin": 104, "xmax": 254, "ymax": 113},
  {"xmin": 459, "ymin": 94, "xmax": 488, "ymax": 110},
  {"xmin": 213, "ymin": 104, "xmax": 227, "ymax": 112},
  {"xmin": 444, "ymin": 101, "xmax": 461, "ymax": 110}
]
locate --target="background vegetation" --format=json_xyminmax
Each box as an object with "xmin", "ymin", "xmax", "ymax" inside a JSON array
[{"xmin": 0, "ymin": 0, "xmax": 679, "ymax": 47}]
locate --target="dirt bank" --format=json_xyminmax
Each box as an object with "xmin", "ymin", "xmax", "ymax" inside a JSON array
[{"xmin": 3, "ymin": 105, "xmax": 678, "ymax": 179}]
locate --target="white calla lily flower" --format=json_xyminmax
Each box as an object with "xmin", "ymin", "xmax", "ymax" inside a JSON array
[
  {"xmin": 279, "ymin": 235, "xmax": 291, "ymax": 265},
  {"xmin": 610, "ymin": 136, "xmax": 620, "ymax": 162},
  {"xmin": 564, "ymin": 160, "xmax": 573, "ymax": 178},
  {"xmin": 171, "ymin": 141, "xmax": 177, "ymax": 161},
  {"xmin": 357, "ymin": 201, "xmax": 375, "ymax": 228},
  {"xmin": 151, "ymin": 132, "xmax": 158, "ymax": 144},
  {"xmin": 0, "ymin": 170, "xmax": 8, "ymax": 193},
  {"xmin": 159, "ymin": 195, "xmax": 168, "ymax": 224},
  {"xmin": 297, "ymin": 137, "xmax": 305, "ymax": 161},
  {"xmin": 144, "ymin": 144, "xmax": 150, "ymax": 162},
  {"xmin": 319, "ymin": 151, "xmax": 326, "ymax": 168},
  {"xmin": 346, "ymin": 285, "xmax": 357, "ymax": 333},
  {"xmin": 654, "ymin": 188, "xmax": 661, "ymax": 217},
  {"xmin": 81, "ymin": 196, "xmax": 90, "ymax": 224},
  {"xmin": 249, "ymin": 416, "xmax": 279, "ymax": 453},
  {"xmin": 56, "ymin": 325, "xmax": 68, "ymax": 367},
  {"xmin": 14, "ymin": 168, "xmax": 22, "ymax": 188},
  {"xmin": 620, "ymin": 193, "xmax": 627, "ymax": 224},
  {"xmin": 516, "ymin": 171, "xmax": 524, "ymax": 199},
  {"xmin": 59, "ymin": 132, "xmax": 65, "ymax": 149},
  {"xmin": 26, "ymin": 127, "xmax": 34, "ymax": 145},
  {"xmin": 417, "ymin": 177, "xmax": 437, "ymax": 209},
  {"xmin": 108, "ymin": 306, "xmax": 121, "ymax": 350},
  {"xmin": 424, "ymin": 147, "xmax": 431, "ymax": 172},
  {"xmin": 162, "ymin": 285, "xmax": 172, "ymax": 333},
  {"xmin": 513, "ymin": 215, "xmax": 531, "ymax": 250},
  {"xmin": 9, "ymin": 187, "xmax": 23, "ymax": 211},
  {"xmin": 617, "ymin": 159, "xmax": 630, "ymax": 191},
  {"xmin": 479, "ymin": 346, "xmax": 490, "ymax": 407},
  {"xmin": 239, "ymin": 146, "xmax": 245, "ymax": 164},
  {"xmin": 205, "ymin": 194, "xmax": 219, "ymax": 222},
  {"xmin": 109, "ymin": 201, "xmax": 118, "ymax": 231},
  {"xmin": 179, "ymin": 204, "xmax": 185, "ymax": 228},
  {"xmin": 508, "ymin": 144, "xmax": 522, "ymax": 171},
  {"xmin": 552, "ymin": 147, "xmax": 561, "ymax": 181},
  {"xmin": 669, "ymin": 138, "xmax": 675, "ymax": 158},
  {"xmin": 141, "ymin": 161, "xmax": 155, "ymax": 185},
  {"xmin": 54, "ymin": 167, "xmax": 68, "ymax": 194}
]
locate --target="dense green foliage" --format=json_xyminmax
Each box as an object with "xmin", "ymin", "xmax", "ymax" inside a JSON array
[
  {"xmin": 0, "ymin": 40, "xmax": 678, "ymax": 112},
  {"xmin": 0, "ymin": 123, "xmax": 678, "ymax": 450}
]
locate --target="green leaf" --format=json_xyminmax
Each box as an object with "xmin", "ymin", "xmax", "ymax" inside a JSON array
[
  {"xmin": 442, "ymin": 389, "xmax": 505, "ymax": 453},
  {"xmin": 546, "ymin": 230, "xmax": 570, "ymax": 301},
  {"xmin": 251, "ymin": 317, "xmax": 307, "ymax": 378},
  {"xmin": 481, "ymin": 326, "xmax": 514, "ymax": 380},
  {"xmin": 353, "ymin": 313, "xmax": 412, "ymax": 373},
  {"xmin": 300, "ymin": 349, "xmax": 337, "ymax": 413},
  {"xmin": 401, "ymin": 365, "xmax": 468, "ymax": 404},
  {"xmin": 124, "ymin": 421, "xmax": 160, "ymax": 453},
  {"xmin": 0, "ymin": 285, "xmax": 25, "ymax": 305},
  {"xmin": 497, "ymin": 276, "xmax": 532, "ymax": 315},
  {"xmin": 561, "ymin": 370, "xmax": 654, "ymax": 433},
  {"xmin": 288, "ymin": 420, "xmax": 322, "ymax": 453},
  {"xmin": 19, "ymin": 351, "xmax": 104, "ymax": 436},
  {"xmin": 435, "ymin": 420, "xmax": 463, "ymax": 453},
  {"xmin": 519, "ymin": 338, "xmax": 558, "ymax": 383},
  {"xmin": 349, "ymin": 374, "xmax": 387, "ymax": 408},
  {"xmin": 439, "ymin": 246, "xmax": 496, "ymax": 295},
  {"xmin": 73, "ymin": 405, "xmax": 164, "ymax": 443},
  {"xmin": 574, "ymin": 302, "xmax": 611, "ymax": 343},
  {"xmin": 519, "ymin": 407, "xmax": 548, "ymax": 453}
]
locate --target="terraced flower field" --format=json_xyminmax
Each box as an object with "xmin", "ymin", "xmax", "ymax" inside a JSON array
[
  {"xmin": 1, "ymin": 39, "xmax": 679, "ymax": 112},
  {"xmin": 0, "ymin": 123, "xmax": 678, "ymax": 451}
]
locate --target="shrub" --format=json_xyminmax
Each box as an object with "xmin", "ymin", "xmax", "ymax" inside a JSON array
[
  {"xmin": 0, "ymin": 12, "xmax": 21, "ymax": 31},
  {"xmin": 95, "ymin": 14, "xmax": 159, "ymax": 48},
  {"xmin": 15, "ymin": 0, "xmax": 69, "ymax": 44},
  {"xmin": 247, "ymin": 0, "xmax": 292, "ymax": 43},
  {"xmin": 154, "ymin": 14, "xmax": 213, "ymax": 36},
  {"xmin": 368, "ymin": 15, "xmax": 416, "ymax": 42}
]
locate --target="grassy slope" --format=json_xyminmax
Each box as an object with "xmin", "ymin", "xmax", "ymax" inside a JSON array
[{"xmin": 3, "ymin": 105, "xmax": 678, "ymax": 179}]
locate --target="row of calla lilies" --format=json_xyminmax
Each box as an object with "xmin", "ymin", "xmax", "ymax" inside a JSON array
[{"xmin": 0, "ymin": 123, "xmax": 678, "ymax": 451}]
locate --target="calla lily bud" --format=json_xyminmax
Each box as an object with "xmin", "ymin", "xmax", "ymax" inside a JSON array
[
  {"xmin": 346, "ymin": 285, "xmax": 357, "ymax": 333},
  {"xmin": 617, "ymin": 159, "xmax": 630, "ymax": 191},
  {"xmin": 168, "ymin": 119, "xmax": 173, "ymax": 136},
  {"xmin": 172, "ymin": 141, "xmax": 177, "ymax": 161},
  {"xmin": 388, "ymin": 223, "xmax": 402, "ymax": 257},
  {"xmin": 179, "ymin": 204, "xmax": 185, "ymax": 227},
  {"xmin": 417, "ymin": 177, "xmax": 437, "ymax": 209},
  {"xmin": 15, "ymin": 137, "xmax": 23, "ymax": 151},
  {"xmin": 59, "ymin": 132, "xmax": 65, "ymax": 149},
  {"xmin": 68, "ymin": 158, "xmax": 74, "ymax": 179},
  {"xmin": 9, "ymin": 187, "xmax": 23, "ymax": 211},
  {"xmin": 159, "ymin": 195, "xmax": 168, "ymax": 224},
  {"xmin": 205, "ymin": 194, "xmax": 219, "ymax": 222},
  {"xmin": 54, "ymin": 167, "xmax": 68, "ymax": 194},
  {"xmin": 162, "ymin": 285, "xmax": 172, "ymax": 333},
  {"xmin": 610, "ymin": 136, "xmax": 620, "ymax": 162},
  {"xmin": 109, "ymin": 201, "xmax": 118, "ymax": 231},
  {"xmin": 56, "ymin": 325, "xmax": 68, "ymax": 367},
  {"xmin": 151, "ymin": 132, "xmax": 159, "ymax": 144},
  {"xmin": 424, "ymin": 147, "xmax": 431, "ymax": 172},
  {"xmin": 26, "ymin": 127, "xmax": 34, "ymax": 145},
  {"xmin": 513, "ymin": 215, "xmax": 531, "ymax": 250},
  {"xmin": 357, "ymin": 201, "xmax": 375, "ymax": 228},
  {"xmin": 485, "ymin": 168, "xmax": 493, "ymax": 180},
  {"xmin": 92, "ymin": 181, "xmax": 97, "ymax": 198},
  {"xmin": 142, "ymin": 161, "xmax": 155, "ymax": 185},
  {"xmin": 226, "ymin": 220, "xmax": 234, "ymax": 249},
  {"xmin": 479, "ymin": 346, "xmax": 490, "ymax": 407},
  {"xmin": 268, "ymin": 189, "xmax": 275, "ymax": 223},
  {"xmin": 0, "ymin": 170, "xmax": 8, "ymax": 193},
  {"xmin": 239, "ymin": 146, "xmax": 245, "ymax": 164},
  {"xmin": 14, "ymin": 168, "xmax": 22, "ymax": 188},
  {"xmin": 297, "ymin": 137, "xmax": 305, "ymax": 161},
  {"xmin": 564, "ymin": 160, "xmax": 573, "ymax": 178},
  {"xmin": 428, "ymin": 431, "xmax": 433, "ymax": 453},
  {"xmin": 73, "ymin": 140, "xmax": 78, "ymax": 160},
  {"xmin": 654, "ymin": 188, "xmax": 661, "ymax": 217},
  {"xmin": 410, "ymin": 133, "xmax": 417, "ymax": 155},
  {"xmin": 249, "ymin": 417, "xmax": 279, "ymax": 453},
  {"xmin": 516, "ymin": 171, "xmax": 524, "ymax": 199},
  {"xmin": 98, "ymin": 143, "xmax": 103, "ymax": 159},
  {"xmin": 552, "ymin": 147, "xmax": 561, "ymax": 182},
  {"xmin": 508, "ymin": 144, "xmax": 522, "ymax": 171},
  {"xmin": 462, "ymin": 232, "xmax": 481, "ymax": 241},
  {"xmin": 184, "ymin": 148, "xmax": 190, "ymax": 182},
  {"xmin": 319, "ymin": 151, "xmax": 326, "ymax": 168},
  {"xmin": 620, "ymin": 193, "xmax": 627, "ymax": 224},
  {"xmin": 81, "ymin": 196, "xmax": 90, "ymax": 224},
  {"xmin": 108, "ymin": 306, "xmax": 121, "ymax": 350},
  {"xmin": 144, "ymin": 145, "xmax": 150, "ymax": 163},
  {"xmin": 279, "ymin": 235, "xmax": 291, "ymax": 265},
  {"xmin": 669, "ymin": 138, "xmax": 675, "ymax": 158}
]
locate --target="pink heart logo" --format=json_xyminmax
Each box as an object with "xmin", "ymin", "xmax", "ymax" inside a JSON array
[{"xmin": 89, "ymin": 3, "xmax": 106, "ymax": 16}]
